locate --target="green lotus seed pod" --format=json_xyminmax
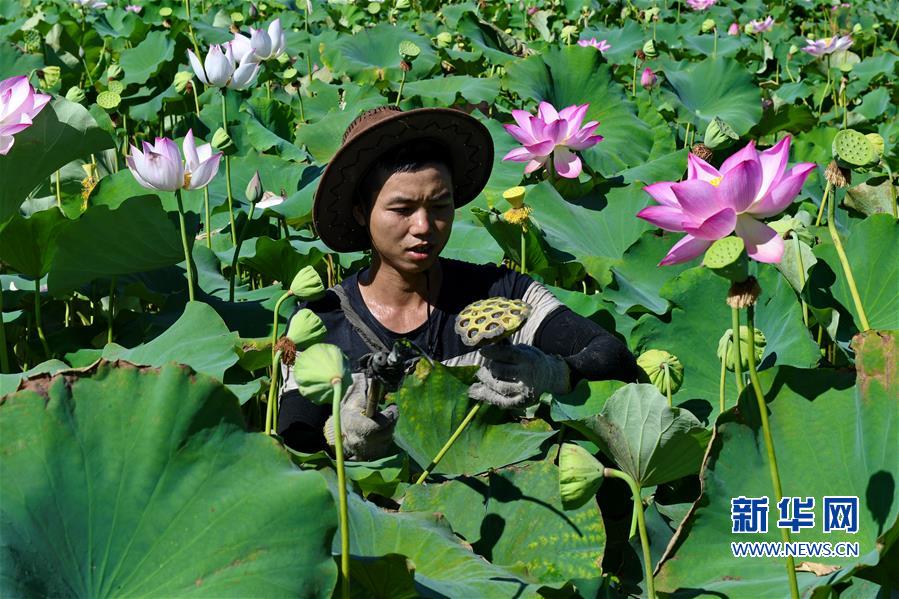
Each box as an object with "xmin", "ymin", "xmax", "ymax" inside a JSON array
[
  {"xmin": 502, "ymin": 186, "xmax": 526, "ymax": 209},
  {"xmin": 282, "ymin": 67, "xmax": 298, "ymax": 80},
  {"xmin": 455, "ymin": 297, "xmax": 532, "ymax": 347},
  {"xmin": 832, "ymin": 129, "xmax": 875, "ymax": 168},
  {"xmin": 286, "ymin": 308, "xmax": 328, "ymax": 350},
  {"xmin": 704, "ymin": 116, "xmax": 739, "ymax": 149},
  {"xmin": 789, "ymin": 44, "xmax": 799, "ymax": 55},
  {"xmin": 23, "ymin": 30, "xmax": 41, "ymax": 53},
  {"xmin": 294, "ymin": 343, "xmax": 352, "ymax": 405},
  {"xmin": 852, "ymin": 23, "xmax": 862, "ymax": 34},
  {"xmin": 290, "ymin": 265, "xmax": 326, "ymax": 301},
  {"xmin": 107, "ymin": 80, "xmax": 124, "ymax": 95},
  {"xmin": 436, "ymin": 31, "xmax": 453, "ymax": 48},
  {"xmin": 642, "ymin": 39, "xmax": 658, "ymax": 59},
  {"xmin": 40, "ymin": 66, "xmax": 61, "ymax": 88},
  {"xmin": 865, "ymin": 133, "xmax": 884, "ymax": 160},
  {"xmin": 717, "ymin": 326, "xmax": 766, "ymax": 371},
  {"xmin": 637, "ymin": 349, "xmax": 684, "ymax": 395},
  {"xmin": 159, "ymin": 6, "xmax": 173, "ymax": 17},
  {"xmin": 743, "ymin": 22, "xmax": 754, "ymax": 35},
  {"xmin": 703, "ymin": 237, "xmax": 749, "ymax": 282},
  {"xmin": 174, "ymin": 70, "xmax": 193, "ymax": 94},
  {"xmin": 399, "ymin": 40, "xmax": 421, "ymax": 60},
  {"xmin": 559, "ymin": 443, "xmax": 604, "ymax": 511},
  {"xmin": 96, "ymin": 90, "xmax": 121, "ymax": 110},
  {"xmin": 230, "ymin": 11, "xmax": 243, "ymax": 22},
  {"xmin": 211, "ymin": 127, "xmax": 236, "ymax": 155},
  {"xmin": 702, "ymin": 18, "xmax": 716, "ymax": 33},
  {"xmin": 66, "ymin": 87, "xmax": 86, "ymax": 103},
  {"xmin": 560, "ymin": 25, "xmax": 578, "ymax": 44}
]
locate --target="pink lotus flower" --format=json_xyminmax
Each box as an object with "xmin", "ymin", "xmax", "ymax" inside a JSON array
[
  {"xmin": 502, "ymin": 102, "xmax": 603, "ymax": 179},
  {"xmin": 125, "ymin": 4, "xmax": 141, "ymax": 12},
  {"xmin": 577, "ymin": 38, "xmax": 611, "ymax": 53},
  {"xmin": 686, "ymin": 0, "xmax": 716, "ymax": 10},
  {"xmin": 749, "ymin": 16, "xmax": 774, "ymax": 33},
  {"xmin": 801, "ymin": 35, "xmax": 853, "ymax": 57},
  {"xmin": 637, "ymin": 137, "xmax": 816, "ymax": 265},
  {"xmin": 641, "ymin": 68, "xmax": 657, "ymax": 90},
  {"xmin": 231, "ymin": 18, "xmax": 286, "ymax": 62},
  {"xmin": 0, "ymin": 76, "xmax": 51, "ymax": 155},
  {"xmin": 126, "ymin": 130, "xmax": 222, "ymax": 192},
  {"xmin": 727, "ymin": 22, "xmax": 740, "ymax": 35}
]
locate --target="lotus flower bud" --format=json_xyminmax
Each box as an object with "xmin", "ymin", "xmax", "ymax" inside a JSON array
[
  {"xmin": 290, "ymin": 265, "xmax": 326, "ymax": 300},
  {"xmin": 245, "ymin": 170, "xmax": 264, "ymax": 204},
  {"xmin": 728, "ymin": 22, "xmax": 740, "ymax": 36},
  {"xmin": 436, "ymin": 31, "xmax": 453, "ymax": 48},
  {"xmin": 65, "ymin": 87, "xmax": 86, "ymax": 103},
  {"xmin": 703, "ymin": 116, "xmax": 738, "ymax": 149},
  {"xmin": 249, "ymin": 2, "xmax": 258, "ymax": 18},
  {"xmin": 701, "ymin": 18, "xmax": 716, "ymax": 33},
  {"xmin": 642, "ymin": 39, "xmax": 658, "ymax": 58},
  {"xmin": 211, "ymin": 127, "xmax": 236, "ymax": 155},
  {"xmin": 106, "ymin": 63, "xmax": 123, "ymax": 80},
  {"xmin": 717, "ymin": 326, "xmax": 766, "ymax": 371},
  {"xmin": 559, "ymin": 443, "xmax": 604, "ymax": 510},
  {"xmin": 637, "ymin": 349, "xmax": 684, "ymax": 395},
  {"xmin": 174, "ymin": 71, "xmax": 193, "ymax": 94},
  {"xmin": 640, "ymin": 67, "xmax": 657, "ymax": 90},
  {"xmin": 704, "ymin": 237, "xmax": 749, "ymax": 283},
  {"xmin": 286, "ymin": 308, "xmax": 328, "ymax": 349},
  {"xmin": 852, "ymin": 23, "xmax": 862, "ymax": 34},
  {"xmin": 293, "ymin": 343, "xmax": 352, "ymax": 405}
]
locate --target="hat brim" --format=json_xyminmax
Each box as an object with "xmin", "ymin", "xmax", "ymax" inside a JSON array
[{"xmin": 313, "ymin": 108, "xmax": 495, "ymax": 253}]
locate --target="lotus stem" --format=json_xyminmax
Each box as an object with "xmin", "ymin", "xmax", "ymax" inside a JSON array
[
  {"xmin": 631, "ymin": 56, "xmax": 638, "ymax": 97},
  {"xmin": 815, "ymin": 181, "xmax": 832, "ymax": 227},
  {"xmin": 396, "ymin": 71, "xmax": 407, "ymax": 107},
  {"xmin": 745, "ymin": 305, "xmax": 799, "ymax": 599},
  {"xmin": 229, "ymin": 202, "xmax": 256, "ymax": 302},
  {"xmin": 415, "ymin": 402, "xmax": 482, "ymax": 484},
  {"xmin": 718, "ymin": 351, "xmax": 727, "ymax": 415},
  {"xmin": 174, "ymin": 189, "xmax": 197, "ymax": 302},
  {"xmin": 604, "ymin": 468, "xmax": 655, "ymax": 599},
  {"xmin": 221, "ymin": 92, "xmax": 237, "ymax": 246},
  {"xmin": 0, "ymin": 288, "xmax": 10, "ymax": 373},
  {"xmin": 203, "ymin": 187, "xmax": 212, "ymax": 248},
  {"xmin": 519, "ymin": 230, "xmax": 527, "ymax": 275},
  {"xmin": 826, "ymin": 189, "xmax": 871, "ymax": 331},
  {"xmin": 712, "ymin": 30, "xmax": 718, "ymax": 59},
  {"xmin": 55, "ymin": 170, "xmax": 61, "ymax": 209},
  {"xmin": 331, "ymin": 379, "xmax": 351, "ymax": 599},
  {"xmin": 265, "ymin": 291, "xmax": 292, "ymax": 436},
  {"xmin": 731, "ymin": 307, "xmax": 744, "ymax": 395},
  {"xmin": 33, "ymin": 279, "xmax": 50, "ymax": 359},
  {"xmin": 883, "ymin": 162, "xmax": 897, "ymax": 219},
  {"xmin": 107, "ymin": 277, "xmax": 115, "ymax": 344},
  {"xmin": 792, "ymin": 234, "xmax": 809, "ymax": 326}
]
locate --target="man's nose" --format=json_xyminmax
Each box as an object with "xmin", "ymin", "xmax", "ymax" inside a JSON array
[{"xmin": 408, "ymin": 207, "xmax": 433, "ymax": 235}]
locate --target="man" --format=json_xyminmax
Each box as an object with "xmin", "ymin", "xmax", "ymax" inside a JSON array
[{"xmin": 279, "ymin": 106, "xmax": 639, "ymax": 459}]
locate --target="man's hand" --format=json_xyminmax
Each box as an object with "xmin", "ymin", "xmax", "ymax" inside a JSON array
[
  {"xmin": 469, "ymin": 343, "xmax": 571, "ymax": 409},
  {"xmin": 324, "ymin": 381, "xmax": 398, "ymax": 461}
]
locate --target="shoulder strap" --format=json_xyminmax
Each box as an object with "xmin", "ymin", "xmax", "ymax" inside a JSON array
[{"xmin": 331, "ymin": 284, "xmax": 390, "ymax": 353}]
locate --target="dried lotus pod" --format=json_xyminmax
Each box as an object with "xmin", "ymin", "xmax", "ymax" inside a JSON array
[{"xmin": 454, "ymin": 297, "xmax": 532, "ymax": 347}]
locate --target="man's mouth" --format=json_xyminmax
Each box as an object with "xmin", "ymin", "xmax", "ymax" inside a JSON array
[{"xmin": 406, "ymin": 243, "xmax": 433, "ymax": 259}]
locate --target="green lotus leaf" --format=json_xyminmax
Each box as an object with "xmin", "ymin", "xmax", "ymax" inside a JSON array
[
  {"xmin": 119, "ymin": 30, "xmax": 175, "ymax": 86},
  {"xmin": 0, "ymin": 361, "xmax": 337, "ymax": 597},
  {"xmin": 323, "ymin": 24, "xmax": 437, "ymax": 84},
  {"xmin": 655, "ymin": 331, "xmax": 899, "ymax": 597}
]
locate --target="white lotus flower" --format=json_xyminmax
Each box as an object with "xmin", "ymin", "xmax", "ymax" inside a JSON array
[
  {"xmin": 126, "ymin": 130, "xmax": 221, "ymax": 192},
  {"xmin": 72, "ymin": 0, "xmax": 108, "ymax": 8},
  {"xmin": 232, "ymin": 18, "xmax": 286, "ymax": 62},
  {"xmin": 187, "ymin": 43, "xmax": 260, "ymax": 90}
]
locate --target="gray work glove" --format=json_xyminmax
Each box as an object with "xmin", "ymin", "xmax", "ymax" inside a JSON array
[
  {"xmin": 469, "ymin": 343, "xmax": 571, "ymax": 409},
  {"xmin": 323, "ymin": 380, "xmax": 398, "ymax": 461}
]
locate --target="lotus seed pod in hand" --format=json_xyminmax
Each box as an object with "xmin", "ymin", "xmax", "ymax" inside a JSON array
[
  {"xmin": 559, "ymin": 443, "xmax": 604, "ymax": 510},
  {"xmin": 286, "ymin": 308, "xmax": 327, "ymax": 350},
  {"xmin": 717, "ymin": 326, "xmax": 766, "ymax": 371},
  {"xmin": 637, "ymin": 349, "xmax": 684, "ymax": 395},
  {"xmin": 289, "ymin": 265, "xmax": 326, "ymax": 301},
  {"xmin": 294, "ymin": 343, "xmax": 352, "ymax": 405}
]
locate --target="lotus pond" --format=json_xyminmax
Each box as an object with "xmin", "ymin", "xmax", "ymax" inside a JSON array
[{"xmin": 0, "ymin": 0, "xmax": 897, "ymax": 597}]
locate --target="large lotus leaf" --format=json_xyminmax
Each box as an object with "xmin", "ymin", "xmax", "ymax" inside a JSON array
[
  {"xmin": 572, "ymin": 384, "xmax": 711, "ymax": 488},
  {"xmin": 0, "ymin": 42, "xmax": 42, "ymax": 80},
  {"xmin": 402, "ymin": 459, "xmax": 606, "ymax": 584},
  {"xmin": 631, "ymin": 266, "xmax": 821, "ymax": 424},
  {"xmin": 655, "ymin": 331, "xmax": 899, "ymax": 597},
  {"xmin": 237, "ymin": 236, "xmax": 324, "ymax": 287},
  {"xmin": 472, "ymin": 206, "xmax": 555, "ymax": 275},
  {"xmin": 119, "ymin": 30, "xmax": 174, "ymax": 85},
  {"xmin": 47, "ymin": 197, "xmax": 185, "ymax": 294},
  {"xmin": 393, "ymin": 75, "xmax": 501, "ymax": 105},
  {"xmin": 325, "ymin": 471, "xmax": 544, "ymax": 598},
  {"xmin": 682, "ymin": 33, "xmax": 745, "ymax": 59},
  {"xmin": 442, "ymin": 212, "xmax": 504, "ymax": 265},
  {"xmin": 476, "ymin": 114, "xmax": 529, "ymax": 204},
  {"xmin": 578, "ymin": 21, "xmax": 645, "ymax": 64},
  {"xmin": 323, "ymin": 24, "xmax": 438, "ymax": 84},
  {"xmin": 661, "ymin": 58, "xmax": 762, "ymax": 135},
  {"xmin": 844, "ymin": 176, "xmax": 896, "ymax": 217},
  {"xmin": 0, "ymin": 359, "xmax": 69, "ymax": 397},
  {"xmin": 604, "ymin": 231, "xmax": 691, "ymax": 315},
  {"xmin": 0, "ymin": 209, "xmax": 69, "ymax": 279},
  {"xmin": 100, "ymin": 302, "xmax": 239, "ymax": 380},
  {"xmin": 523, "ymin": 181, "xmax": 653, "ymax": 286},
  {"xmin": 503, "ymin": 46, "xmax": 658, "ymax": 177},
  {"xmin": 393, "ymin": 359, "xmax": 555, "ymax": 476},
  {"xmin": 0, "ymin": 98, "xmax": 114, "ymax": 222},
  {"xmin": 0, "ymin": 361, "xmax": 337, "ymax": 597},
  {"xmin": 550, "ymin": 379, "xmax": 627, "ymax": 424},
  {"xmin": 814, "ymin": 214, "xmax": 899, "ymax": 331},
  {"xmin": 455, "ymin": 12, "xmax": 520, "ymax": 64},
  {"xmin": 294, "ymin": 85, "xmax": 384, "ymax": 163}
]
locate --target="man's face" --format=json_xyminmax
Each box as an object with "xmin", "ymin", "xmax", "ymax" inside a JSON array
[{"xmin": 360, "ymin": 163, "xmax": 454, "ymax": 275}]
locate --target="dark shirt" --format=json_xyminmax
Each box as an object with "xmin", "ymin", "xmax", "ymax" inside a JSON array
[{"xmin": 278, "ymin": 257, "xmax": 639, "ymax": 451}]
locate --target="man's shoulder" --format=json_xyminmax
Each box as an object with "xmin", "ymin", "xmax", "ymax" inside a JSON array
[{"xmin": 440, "ymin": 257, "xmax": 534, "ymax": 306}]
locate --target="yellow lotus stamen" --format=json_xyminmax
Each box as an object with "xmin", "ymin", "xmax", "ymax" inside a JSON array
[
  {"xmin": 709, "ymin": 176, "xmax": 723, "ymax": 187},
  {"xmin": 503, "ymin": 205, "xmax": 532, "ymax": 226},
  {"xmin": 183, "ymin": 171, "xmax": 192, "ymax": 189}
]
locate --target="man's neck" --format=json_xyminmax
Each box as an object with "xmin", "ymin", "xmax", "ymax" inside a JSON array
[{"xmin": 359, "ymin": 256, "xmax": 442, "ymax": 311}]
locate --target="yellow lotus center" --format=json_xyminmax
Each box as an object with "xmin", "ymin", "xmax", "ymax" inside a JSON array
[
  {"xmin": 709, "ymin": 176, "xmax": 723, "ymax": 187},
  {"xmin": 503, "ymin": 205, "xmax": 533, "ymax": 227},
  {"xmin": 823, "ymin": 37, "xmax": 832, "ymax": 44},
  {"xmin": 183, "ymin": 171, "xmax": 192, "ymax": 189}
]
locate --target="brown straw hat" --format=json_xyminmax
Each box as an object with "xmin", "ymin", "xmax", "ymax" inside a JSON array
[{"xmin": 313, "ymin": 106, "xmax": 494, "ymax": 252}]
